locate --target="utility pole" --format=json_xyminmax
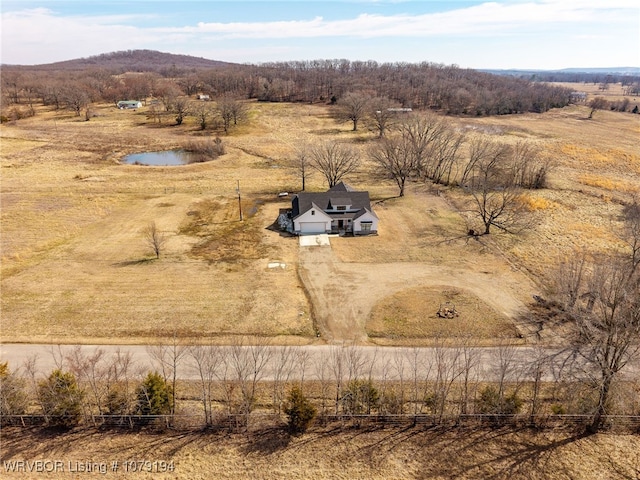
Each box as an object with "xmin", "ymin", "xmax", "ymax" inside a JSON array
[{"xmin": 236, "ymin": 180, "xmax": 243, "ymax": 221}]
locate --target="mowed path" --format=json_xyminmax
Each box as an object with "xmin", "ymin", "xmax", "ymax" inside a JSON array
[{"xmin": 298, "ymin": 242, "xmax": 536, "ymax": 343}]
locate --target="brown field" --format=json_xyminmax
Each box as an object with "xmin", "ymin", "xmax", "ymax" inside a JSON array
[
  {"xmin": 2, "ymin": 425, "xmax": 639, "ymax": 479},
  {"xmin": 550, "ymin": 81, "xmax": 639, "ymax": 102},
  {"xmin": 1, "ymin": 101, "xmax": 639, "ymax": 344}
]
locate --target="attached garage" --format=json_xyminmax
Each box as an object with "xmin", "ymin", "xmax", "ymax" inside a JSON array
[
  {"xmin": 299, "ymin": 222, "xmax": 329, "ymax": 234},
  {"xmin": 293, "ymin": 204, "xmax": 332, "ymax": 235}
]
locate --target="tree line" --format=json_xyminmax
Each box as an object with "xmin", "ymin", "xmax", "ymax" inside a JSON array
[
  {"xmin": 2, "ymin": 56, "xmax": 577, "ymax": 122},
  {"xmin": 2, "ymin": 325, "xmax": 638, "ymax": 435}
]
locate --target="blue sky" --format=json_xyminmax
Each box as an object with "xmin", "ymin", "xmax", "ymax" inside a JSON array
[{"xmin": 1, "ymin": 1, "xmax": 638, "ymax": 69}]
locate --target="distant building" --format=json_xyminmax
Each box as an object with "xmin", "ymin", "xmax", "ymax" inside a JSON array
[
  {"xmin": 117, "ymin": 100, "xmax": 142, "ymax": 109},
  {"xmin": 196, "ymin": 94, "xmax": 210, "ymax": 101}
]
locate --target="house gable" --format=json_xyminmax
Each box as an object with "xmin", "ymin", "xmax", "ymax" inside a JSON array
[
  {"xmin": 292, "ymin": 202, "xmax": 332, "ymax": 234},
  {"xmin": 353, "ymin": 208, "xmax": 379, "ymax": 235}
]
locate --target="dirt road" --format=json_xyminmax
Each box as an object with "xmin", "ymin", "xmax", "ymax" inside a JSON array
[{"xmin": 298, "ymin": 241, "xmax": 536, "ymax": 343}]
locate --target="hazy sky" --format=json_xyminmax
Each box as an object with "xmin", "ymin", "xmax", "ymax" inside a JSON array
[{"xmin": 1, "ymin": 0, "xmax": 638, "ymax": 69}]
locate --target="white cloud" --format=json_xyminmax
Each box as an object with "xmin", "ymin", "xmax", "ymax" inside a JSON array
[
  {"xmin": 1, "ymin": 1, "xmax": 637, "ymax": 66},
  {"xmin": 178, "ymin": 1, "xmax": 635, "ymax": 39}
]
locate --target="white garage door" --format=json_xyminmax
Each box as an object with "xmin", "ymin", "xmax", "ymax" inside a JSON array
[{"xmin": 300, "ymin": 222, "xmax": 327, "ymax": 234}]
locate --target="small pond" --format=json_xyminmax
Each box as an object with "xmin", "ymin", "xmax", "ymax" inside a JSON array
[{"xmin": 122, "ymin": 150, "xmax": 199, "ymax": 166}]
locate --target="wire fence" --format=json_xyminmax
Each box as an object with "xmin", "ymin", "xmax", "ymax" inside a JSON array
[{"xmin": 3, "ymin": 412, "xmax": 640, "ymax": 432}]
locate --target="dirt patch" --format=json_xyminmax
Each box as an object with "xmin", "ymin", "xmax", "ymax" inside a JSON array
[
  {"xmin": 298, "ymin": 245, "xmax": 534, "ymax": 344},
  {"xmin": 368, "ymin": 286, "xmax": 517, "ymax": 339}
]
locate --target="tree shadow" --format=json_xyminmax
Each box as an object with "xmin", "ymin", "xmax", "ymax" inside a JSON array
[
  {"xmin": 420, "ymin": 426, "xmax": 592, "ymax": 479},
  {"xmin": 112, "ymin": 258, "xmax": 156, "ymax": 267},
  {"xmin": 241, "ymin": 425, "xmax": 292, "ymax": 455}
]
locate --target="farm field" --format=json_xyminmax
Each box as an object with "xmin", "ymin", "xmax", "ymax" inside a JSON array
[{"xmin": 1, "ymin": 100, "xmax": 639, "ymax": 345}]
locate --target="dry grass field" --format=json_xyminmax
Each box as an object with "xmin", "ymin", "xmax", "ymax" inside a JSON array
[
  {"xmin": 550, "ymin": 81, "xmax": 637, "ymax": 102},
  {"xmin": 1, "ymin": 99, "xmax": 639, "ymax": 344},
  {"xmin": 2, "ymin": 425, "xmax": 639, "ymax": 479}
]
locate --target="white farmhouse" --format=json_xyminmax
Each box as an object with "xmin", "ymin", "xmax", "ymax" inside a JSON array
[{"xmin": 290, "ymin": 182, "xmax": 378, "ymax": 235}]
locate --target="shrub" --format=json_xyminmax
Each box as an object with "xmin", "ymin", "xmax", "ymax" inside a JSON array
[
  {"xmin": 477, "ymin": 385, "xmax": 523, "ymax": 415},
  {"xmin": 184, "ymin": 137, "xmax": 225, "ymax": 162},
  {"xmin": 105, "ymin": 386, "xmax": 132, "ymax": 416},
  {"xmin": 284, "ymin": 386, "xmax": 316, "ymax": 434},
  {"xmin": 342, "ymin": 380, "xmax": 380, "ymax": 415},
  {"xmin": 38, "ymin": 369, "xmax": 85, "ymax": 428},
  {"xmin": 136, "ymin": 372, "xmax": 173, "ymax": 417}
]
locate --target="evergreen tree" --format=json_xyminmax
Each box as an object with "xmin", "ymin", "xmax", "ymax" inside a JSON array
[
  {"xmin": 136, "ymin": 372, "xmax": 173, "ymax": 417},
  {"xmin": 284, "ymin": 386, "xmax": 316, "ymax": 434},
  {"xmin": 38, "ymin": 369, "xmax": 84, "ymax": 427}
]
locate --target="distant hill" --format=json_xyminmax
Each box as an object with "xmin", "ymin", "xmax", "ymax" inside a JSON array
[
  {"xmin": 4, "ymin": 49, "xmax": 237, "ymax": 73},
  {"xmin": 481, "ymin": 67, "xmax": 640, "ymax": 84},
  {"xmin": 556, "ymin": 67, "xmax": 640, "ymax": 74},
  {"xmin": 483, "ymin": 67, "xmax": 640, "ymax": 76}
]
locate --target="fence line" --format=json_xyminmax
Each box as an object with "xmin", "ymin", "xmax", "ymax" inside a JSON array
[{"xmin": 3, "ymin": 413, "xmax": 639, "ymax": 431}]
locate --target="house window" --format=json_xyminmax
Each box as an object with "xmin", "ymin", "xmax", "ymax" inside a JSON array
[
  {"xmin": 336, "ymin": 206, "xmax": 346, "ymax": 211},
  {"xmin": 361, "ymin": 222, "xmax": 372, "ymax": 233},
  {"xmin": 311, "ymin": 210, "xmax": 315, "ymax": 215}
]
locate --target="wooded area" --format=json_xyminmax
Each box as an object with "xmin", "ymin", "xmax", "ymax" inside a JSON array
[{"xmin": 1, "ymin": 50, "xmax": 584, "ymax": 118}]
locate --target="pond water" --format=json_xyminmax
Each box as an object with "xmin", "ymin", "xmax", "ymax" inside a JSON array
[{"xmin": 122, "ymin": 150, "xmax": 199, "ymax": 166}]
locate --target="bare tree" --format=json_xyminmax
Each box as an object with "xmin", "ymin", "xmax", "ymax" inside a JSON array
[
  {"xmin": 294, "ymin": 146, "xmax": 312, "ymax": 191},
  {"xmin": 527, "ymin": 346, "xmax": 550, "ymax": 423},
  {"xmin": 369, "ymin": 96, "xmax": 401, "ymax": 137},
  {"xmin": 554, "ymin": 251, "xmax": 589, "ymax": 309},
  {"xmin": 0, "ymin": 362, "xmax": 28, "ymax": 418},
  {"xmin": 406, "ymin": 347, "xmax": 427, "ymax": 415},
  {"xmin": 588, "ymin": 96, "xmax": 608, "ymax": 119},
  {"xmin": 336, "ymin": 91, "xmax": 370, "ymax": 131},
  {"xmin": 310, "ymin": 141, "xmax": 360, "ymax": 188},
  {"xmin": 144, "ymin": 221, "xmax": 166, "ymax": 259},
  {"xmin": 428, "ymin": 126, "xmax": 465, "ymax": 186},
  {"xmin": 571, "ymin": 260, "xmax": 639, "ymax": 431},
  {"xmin": 621, "ymin": 198, "xmax": 640, "ymax": 274},
  {"xmin": 550, "ymin": 253, "xmax": 640, "ymax": 431},
  {"xmin": 216, "ymin": 96, "xmax": 247, "ymax": 134},
  {"xmin": 61, "ymin": 85, "xmax": 90, "ymax": 116},
  {"xmin": 429, "ymin": 340, "xmax": 463, "ymax": 421},
  {"xmin": 104, "ymin": 348, "xmax": 139, "ymax": 422},
  {"xmin": 398, "ymin": 113, "xmax": 452, "ymax": 182},
  {"xmin": 458, "ymin": 338, "xmax": 481, "ymax": 416},
  {"xmin": 465, "ymin": 144, "xmax": 529, "ymax": 235},
  {"xmin": 329, "ymin": 346, "xmax": 346, "ymax": 414},
  {"xmin": 66, "ymin": 346, "xmax": 108, "ymax": 422},
  {"xmin": 188, "ymin": 344, "xmax": 222, "ymax": 425},
  {"xmin": 172, "ymin": 97, "xmax": 189, "ymax": 125},
  {"xmin": 229, "ymin": 98, "xmax": 249, "ymax": 126},
  {"xmin": 314, "ymin": 350, "xmax": 332, "ymax": 418},
  {"xmin": 392, "ymin": 351, "xmax": 407, "ymax": 414},
  {"xmin": 228, "ymin": 338, "xmax": 272, "ymax": 424},
  {"xmin": 369, "ymin": 135, "xmax": 416, "ymax": 197},
  {"xmin": 271, "ymin": 345, "xmax": 298, "ymax": 414},
  {"xmin": 509, "ymin": 141, "xmax": 550, "ymax": 189},
  {"xmin": 192, "ymin": 101, "xmax": 214, "ymax": 130},
  {"xmin": 460, "ymin": 137, "xmax": 495, "ymax": 187},
  {"xmin": 147, "ymin": 335, "xmax": 188, "ymax": 418}
]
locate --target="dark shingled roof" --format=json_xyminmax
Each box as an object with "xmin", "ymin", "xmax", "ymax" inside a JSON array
[{"xmin": 292, "ymin": 182, "xmax": 374, "ymax": 219}]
